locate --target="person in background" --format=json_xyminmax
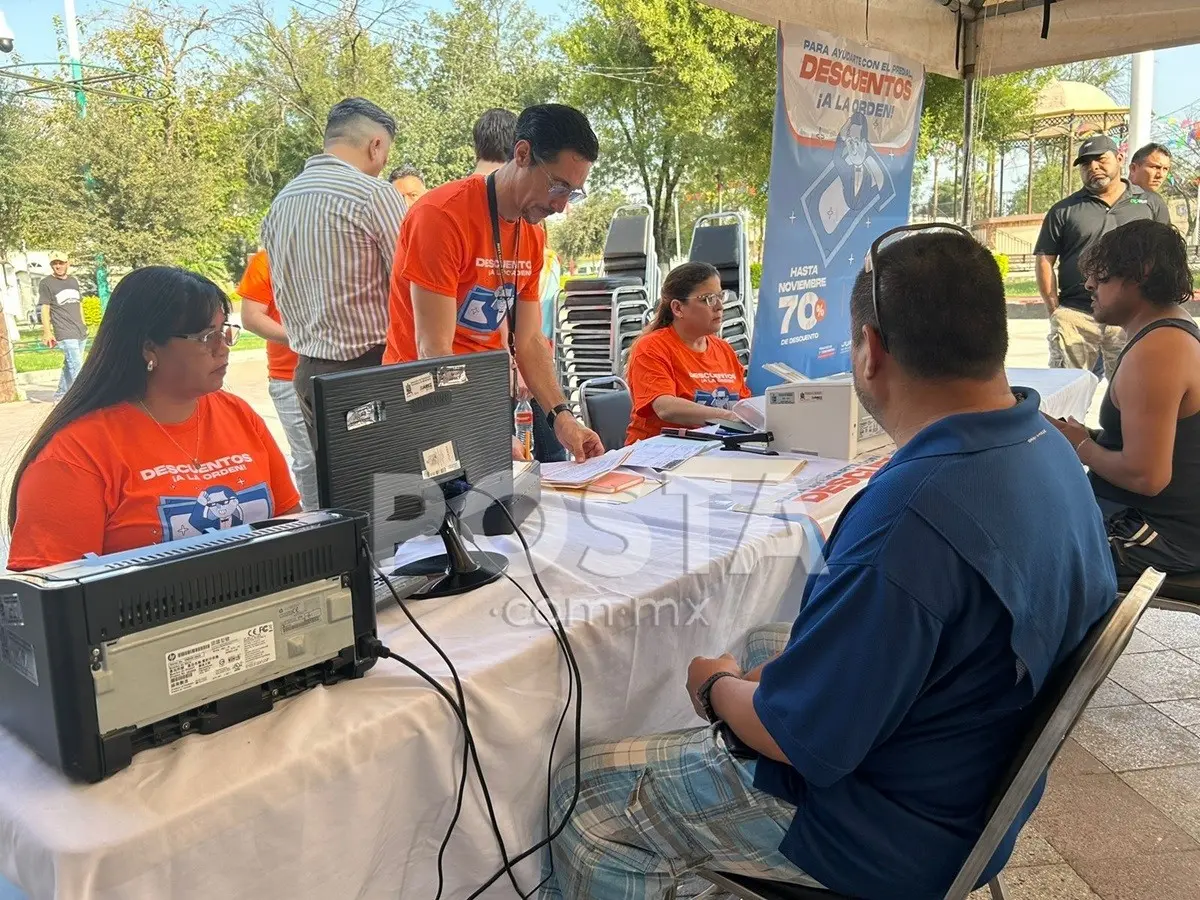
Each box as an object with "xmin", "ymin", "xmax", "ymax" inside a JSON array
[
  {"xmin": 38, "ymin": 252, "xmax": 87, "ymax": 402},
  {"xmin": 7, "ymin": 267, "xmax": 300, "ymax": 571},
  {"xmin": 383, "ymin": 104, "xmax": 602, "ymax": 461},
  {"xmin": 540, "ymin": 228, "xmax": 1116, "ymax": 900},
  {"xmin": 1128, "ymin": 142, "xmax": 1172, "ymax": 194},
  {"xmin": 261, "ymin": 97, "xmax": 408, "ymax": 446},
  {"xmin": 389, "ymin": 164, "xmax": 427, "ymax": 207},
  {"xmin": 237, "ymin": 249, "xmax": 319, "ymax": 510},
  {"xmin": 624, "ymin": 261, "xmax": 748, "ymax": 444},
  {"xmin": 1035, "ymin": 135, "xmax": 1170, "ymax": 381},
  {"xmin": 1049, "ymin": 220, "xmax": 1200, "ymax": 575},
  {"xmin": 539, "ymin": 231, "xmax": 562, "ymax": 343},
  {"xmin": 472, "ymin": 107, "xmax": 518, "ymax": 177}
]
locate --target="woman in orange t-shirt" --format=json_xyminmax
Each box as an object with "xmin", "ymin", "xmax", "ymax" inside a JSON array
[
  {"xmin": 624, "ymin": 262, "xmax": 750, "ymax": 444},
  {"xmin": 6, "ymin": 267, "xmax": 301, "ymax": 571}
]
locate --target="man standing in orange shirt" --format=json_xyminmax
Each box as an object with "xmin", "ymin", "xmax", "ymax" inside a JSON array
[
  {"xmin": 238, "ymin": 250, "xmax": 318, "ymax": 509},
  {"xmin": 384, "ymin": 104, "xmax": 603, "ymax": 460}
]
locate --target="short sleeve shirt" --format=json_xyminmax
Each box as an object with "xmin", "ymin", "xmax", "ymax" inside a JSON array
[
  {"xmin": 624, "ymin": 327, "xmax": 749, "ymax": 443},
  {"xmin": 1035, "ymin": 181, "xmax": 1170, "ymax": 311},
  {"xmin": 383, "ymin": 176, "xmax": 544, "ymax": 364},
  {"xmin": 752, "ymin": 391, "xmax": 1117, "ymax": 899},
  {"xmin": 8, "ymin": 392, "xmax": 300, "ymax": 570},
  {"xmin": 37, "ymin": 275, "xmax": 87, "ymax": 341}
]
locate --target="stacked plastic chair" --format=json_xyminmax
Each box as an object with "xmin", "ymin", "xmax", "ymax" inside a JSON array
[
  {"xmin": 554, "ymin": 205, "xmax": 658, "ymax": 415},
  {"xmin": 688, "ymin": 212, "xmax": 753, "ymax": 371}
]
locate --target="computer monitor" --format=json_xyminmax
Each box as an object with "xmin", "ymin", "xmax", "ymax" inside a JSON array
[{"xmin": 312, "ymin": 350, "xmax": 514, "ymax": 599}]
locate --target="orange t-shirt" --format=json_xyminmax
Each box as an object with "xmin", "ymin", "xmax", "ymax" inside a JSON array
[
  {"xmin": 383, "ymin": 175, "xmax": 544, "ymax": 364},
  {"xmin": 7, "ymin": 392, "xmax": 301, "ymax": 571},
  {"xmin": 624, "ymin": 327, "xmax": 750, "ymax": 444},
  {"xmin": 237, "ymin": 250, "xmax": 298, "ymax": 382}
]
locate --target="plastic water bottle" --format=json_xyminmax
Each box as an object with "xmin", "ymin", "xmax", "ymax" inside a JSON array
[{"xmin": 514, "ymin": 398, "xmax": 534, "ymax": 458}]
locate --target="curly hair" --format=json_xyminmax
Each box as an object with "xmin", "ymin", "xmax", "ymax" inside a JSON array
[{"xmin": 1079, "ymin": 220, "xmax": 1193, "ymax": 307}]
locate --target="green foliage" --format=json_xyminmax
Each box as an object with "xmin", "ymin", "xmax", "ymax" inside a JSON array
[
  {"xmin": 993, "ymin": 253, "xmax": 1009, "ymax": 281},
  {"xmin": 547, "ymin": 190, "xmax": 629, "ymax": 263},
  {"xmin": 919, "ymin": 71, "xmax": 1045, "ymax": 163},
  {"xmin": 750, "ymin": 262, "xmax": 762, "ymax": 290},
  {"xmin": 561, "ymin": 0, "xmax": 773, "ymax": 256},
  {"xmin": 81, "ymin": 295, "xmax": 103, "ymax": 333}
]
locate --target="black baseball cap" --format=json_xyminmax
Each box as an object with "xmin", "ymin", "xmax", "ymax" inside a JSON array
[{"xmin": 1073, "ymin": 135, "xmax": 1119, "ymax": 166}]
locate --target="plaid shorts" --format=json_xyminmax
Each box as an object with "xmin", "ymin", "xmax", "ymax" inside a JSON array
[{"xmin": 538, "ymin": 625, "xmax": 821, "ymax": 900}]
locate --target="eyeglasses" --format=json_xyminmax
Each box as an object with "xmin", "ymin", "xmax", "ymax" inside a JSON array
[
  {"xmin": 864, "ymin": 222, "xmax": 974, "ymax": 351},
  {"xmin": 535, "ymin": 158, "xmax": 587, "ymax": 204},
  {"xmin": 174, "ymin": 322, "xmax": 241, "ymax": 351},
  {"xmin": 679, "ymin": 289, "xmax": 737, "ymax": 309}
]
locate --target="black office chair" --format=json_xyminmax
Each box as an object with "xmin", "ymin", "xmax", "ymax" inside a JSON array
[
  {"xmin": 695, "ymin": 567, "xmax": 1167, "ymax": 900},
  {"xmin": 1117, "ymin": 571, "xmax": 1200, "ymax": 615},
  {"xmin": 579, "ymin": 375, "xmax": 633, "ymax": 452}
]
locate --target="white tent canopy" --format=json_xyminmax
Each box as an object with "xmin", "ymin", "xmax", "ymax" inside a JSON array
[{"xmin": 699, "ymin": 0, "xmax": 1200, "ymax": 78}]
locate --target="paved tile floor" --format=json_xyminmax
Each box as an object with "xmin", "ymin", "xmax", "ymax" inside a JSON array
[{"xmin": 1, "ymin": 320, "xmax": 1198, "ymax": 900}]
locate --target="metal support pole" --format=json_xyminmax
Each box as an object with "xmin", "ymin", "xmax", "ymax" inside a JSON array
[
  {"xmin": 961, "ymin": 76, "xmax": 975, "ymax": 227},
  {"xmin": 1129, "ymin": 51, "xmax": 1154, "ymax": 164}
]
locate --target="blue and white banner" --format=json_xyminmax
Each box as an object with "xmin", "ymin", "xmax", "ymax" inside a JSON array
[{"xmin": 750, "ymin": 25, "xmax": 925, "ymax": 391}]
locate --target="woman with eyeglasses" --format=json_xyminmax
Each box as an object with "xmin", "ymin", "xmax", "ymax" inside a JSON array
[
  {"xmin": 6, "ymin": 267, "xmax": 301, "ymax": 571},
  {"xmin": 624, "ymin": 261, "xmax": 750, "ymax": 444}
]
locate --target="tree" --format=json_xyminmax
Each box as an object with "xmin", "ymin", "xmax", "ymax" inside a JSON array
[
  {"xmin": 547, "ymin": 189, "xmax": 628, "ymax": 265},
  {"xmin": 404, "ymin": 0, "xmax": 561, "ymax": 186},
  {"xmin": 561, "ymin": 0, "xmax": 773, "ymax": 258},
  {"xmin": 918, "ymin": 71, "xmax": 1045, "ymax": 162}
]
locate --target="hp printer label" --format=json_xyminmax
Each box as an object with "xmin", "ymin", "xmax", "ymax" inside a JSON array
[
  {"xmin": 165, "ymin": 622, "xmax": 277, "ymax": 697},
  {"xmin": 0, "ymin": 626, "xmax": 37, "ymax": 686}
]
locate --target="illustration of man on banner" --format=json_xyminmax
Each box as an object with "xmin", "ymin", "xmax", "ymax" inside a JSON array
[{"xmin": 802, "ymin": 110, "xmax": 896, "ymax": 265}]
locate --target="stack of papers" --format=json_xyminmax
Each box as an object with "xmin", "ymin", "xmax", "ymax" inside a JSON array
[
  {"xmin": 540, "ymin": 448, "xmax": 631, "ymax": 488},
  {"xmin": 623, "ymin": 436, "xmax": 718, "ymax": 471}
]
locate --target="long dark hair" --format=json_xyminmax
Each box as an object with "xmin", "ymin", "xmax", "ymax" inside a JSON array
[
  {"xmin": 7, "ymin": 266, "xmax": 230, "ymax": 529},
  {"xmin": 643, "ymin": 261, "xmax": 720, "ymax": 334}
]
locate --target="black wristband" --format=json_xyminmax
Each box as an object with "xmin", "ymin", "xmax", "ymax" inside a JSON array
[
  {"xmin": 697, "ymin": 671, "xmax": 739, "ymax": 724},
  {"xmin": 546, "ymin": 403, "xmax": 571, "ymax": 429}
]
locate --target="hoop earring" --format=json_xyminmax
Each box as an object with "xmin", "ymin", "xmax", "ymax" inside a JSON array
[{"xmin": 147, "ymin": 359, "xmax": 156, "ymax": 373}]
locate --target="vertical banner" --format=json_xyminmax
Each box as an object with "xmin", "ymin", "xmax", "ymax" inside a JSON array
[{"xmin": 750, "ymin": 25, "xmax": 925, "ymax": 392}]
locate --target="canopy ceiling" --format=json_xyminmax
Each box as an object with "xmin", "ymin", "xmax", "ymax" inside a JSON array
[{"xmin": 699, "ymin": 0, "xmax": 1200, "ymax": 78}]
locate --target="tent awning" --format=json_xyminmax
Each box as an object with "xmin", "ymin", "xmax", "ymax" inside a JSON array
[{"xmin": 698, "ymin": 0, "xmax": 1200, "ymax": 78}]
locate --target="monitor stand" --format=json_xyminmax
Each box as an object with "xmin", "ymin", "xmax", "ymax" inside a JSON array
[{"xmin": 393, "ymin": 514, "xmax": 508, "ymax": 599}]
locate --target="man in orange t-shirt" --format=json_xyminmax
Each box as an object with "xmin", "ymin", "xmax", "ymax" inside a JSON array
[
  {"xmin": 238, "ymin": 250, "xmax": 318, "ymax": 509},
  {"xmin": 383, "ymin": 104, "xmax": 604, "ymax": 461}
]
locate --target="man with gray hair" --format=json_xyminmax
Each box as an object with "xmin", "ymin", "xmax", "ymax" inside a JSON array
[{"xmin": 262, "ymin": 97, "xmax": 408, "ymax": 446}]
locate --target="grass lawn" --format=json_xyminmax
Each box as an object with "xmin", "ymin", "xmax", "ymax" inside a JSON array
[
  {"xmin": 1005, "ymin": 270, "xmax": 1200, "ymax": 300},
  {"xmin": 12, "ymin": 332, "xmax": 267, "ymax": 374}
]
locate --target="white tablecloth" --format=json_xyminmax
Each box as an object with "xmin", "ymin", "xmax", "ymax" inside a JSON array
[
  {"xmin": 0, "ymin": 485, "xmax": 819, "ymax": 900},
  {"xmin": 1006, "ymin": 367, "xmax": 1098, "ymax": 422},
  {"xmin": 0, "ymin": 367, "xmax": 1097, "ymax": 899}
]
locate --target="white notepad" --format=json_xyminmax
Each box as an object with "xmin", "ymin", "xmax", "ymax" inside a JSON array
[{"xmin": 668, "ymin": 456, "xmax": 808, "ymax": 483}]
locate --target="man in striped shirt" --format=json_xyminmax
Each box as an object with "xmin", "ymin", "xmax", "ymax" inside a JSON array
[{"xmin": 261, "ymin": 97, "xmax": 408, "ymax": 446}]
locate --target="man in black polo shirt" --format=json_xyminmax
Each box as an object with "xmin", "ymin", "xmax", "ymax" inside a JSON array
[{"xmin": 1035, "ymin": 135, "xmax": 1170, "ymax": 380}]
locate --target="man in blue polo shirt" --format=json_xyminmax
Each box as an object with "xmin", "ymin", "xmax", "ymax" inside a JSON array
[{"xmin": 539, "ymin": 228, "xmax": 1116, "ymax": 900}]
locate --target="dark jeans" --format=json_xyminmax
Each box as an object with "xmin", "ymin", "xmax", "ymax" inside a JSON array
[
  {"xmin": 529, "ymin": 398, "xmax": 568, "ymax": 463},
  {"xmin": 294, "ymin": 345, "xmax": 386, "ymax": 453}
]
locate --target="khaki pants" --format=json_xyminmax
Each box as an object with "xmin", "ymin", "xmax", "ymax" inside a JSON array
[{"xmin": 1048, "ymin": 305, "xmax": 1126, "ymax": 381}]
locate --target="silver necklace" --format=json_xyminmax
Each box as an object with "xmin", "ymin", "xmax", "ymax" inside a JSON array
[{"xmin": 138, "ymin": 400, "xmax": 202, "ymax": 466}]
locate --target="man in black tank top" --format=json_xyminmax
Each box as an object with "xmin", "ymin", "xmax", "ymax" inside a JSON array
[{"xmin": 1048, "ymin": 220, "xmax": 1200, "ymax": 575}]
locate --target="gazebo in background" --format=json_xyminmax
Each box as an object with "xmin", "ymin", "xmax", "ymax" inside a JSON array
[{"xmin": 974, "ymin": 80, "xmax": 1128, "ymax": 256}]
